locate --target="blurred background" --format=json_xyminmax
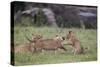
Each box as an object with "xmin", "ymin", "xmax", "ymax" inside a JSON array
[{"xmin": 13, "ymin": 1, "xmax": 97, "ymax": 29}]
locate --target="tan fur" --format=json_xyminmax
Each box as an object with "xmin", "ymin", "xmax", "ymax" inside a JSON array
[
  {"xmin": 31, "ymin": 35, "xmax": 67, "ymax": 53},
  {"xmin": 53, "ymin": 35, "xmax": 64, "ymax": 42},
  {"xmin": 66, "ymin": 31, "xmax": 84, "ymax": 54},
  {"xmin": 14, "ymin": 43, "xmax": 34, "ymax": 53}
]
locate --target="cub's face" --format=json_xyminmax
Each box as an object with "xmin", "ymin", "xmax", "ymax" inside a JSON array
[
  {"xmin": 32, "ymin": 34, "xmax": 43, "ymax": 42},
  {"xmin": 54, "ymin": 35, "xmax": 65, "ymax": 42},
  {"xmin": 66, "ymin": 31, "xmax": 75, "ymax": 40}
]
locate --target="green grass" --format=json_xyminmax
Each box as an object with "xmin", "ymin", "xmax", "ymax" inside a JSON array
[{"xmin": 13, "ymin": 26, "xmax": 97, "ymax": 66}]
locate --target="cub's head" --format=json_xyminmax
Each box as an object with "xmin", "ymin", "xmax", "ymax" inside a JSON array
[
  {"xmin": 66, "ymin": 31, "xmax": 75, "ymax": 39},
  {"xmin": 32, "ymin": 34, "xmax": 43, "ymax": 42},
  {"xmin": 54, "ymin": 35, "xmax": 65, "ymax": 41}
]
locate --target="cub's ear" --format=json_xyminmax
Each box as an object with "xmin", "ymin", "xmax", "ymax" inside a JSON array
[
  {"xmin": 55, "ymin": 34, "xmax": 58, "ymax": 37},
  {"xmin": 69, "ymin": 31, "xmax": 72, "ymax": 34},
  {"xmin": 32, "ymin": 33, "xmax": 34, "ymax": 36},
  {"xmin": 62, "ymin": 37, "xmax": 65, "ymax": 40}
]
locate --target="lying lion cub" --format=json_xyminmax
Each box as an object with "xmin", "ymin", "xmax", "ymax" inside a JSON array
[
  {"xmin": 26, "ymin": 34, "xmax": 67, "ymax": 53},
  {"xmin": 66, "ymin": 31, "xmax": 84, "ymax": 54}
]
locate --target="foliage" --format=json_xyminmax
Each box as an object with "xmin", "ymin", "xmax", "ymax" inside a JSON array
[{"xmin": 13, "ymin": 1, "xmax": 97, "ymax": 29}]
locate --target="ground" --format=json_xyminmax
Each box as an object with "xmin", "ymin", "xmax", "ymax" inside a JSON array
[{"xmin": 13, "ymin": 26, "xmax": 97, "ymax": 66}]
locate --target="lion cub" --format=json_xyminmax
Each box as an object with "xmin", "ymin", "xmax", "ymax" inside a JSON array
[{"xmin": 66, "ymin": 31, "xmax": 84, "ymax": 54}]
